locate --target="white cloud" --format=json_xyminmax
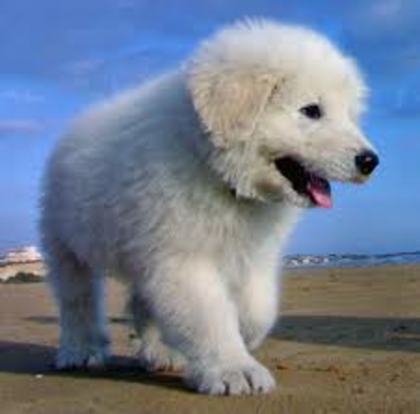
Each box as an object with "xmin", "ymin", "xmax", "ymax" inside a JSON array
[
  {"xmin": 64, "ymin": 58, "xmax": 104, "ymax": 77},
  {"xmin": 0, "ymin": 119, "xmax": 45, "ymax": 136},
  {"xmin": 370, "ymin": 0, "xmax": 403, "ymax": 18},
  {"xmin": 0, "ymin": 90, "xmax": 44, "ymax": 103}
]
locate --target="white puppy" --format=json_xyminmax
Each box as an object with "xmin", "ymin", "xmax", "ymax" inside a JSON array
[{"xmin": 40, "ymin": 19, "xmax": 379, "ymax": 395}]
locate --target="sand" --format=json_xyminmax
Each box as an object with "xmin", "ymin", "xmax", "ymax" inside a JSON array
[{"xmin": 0, "ymin": 265, "xmax": 419, "ymax": 413}]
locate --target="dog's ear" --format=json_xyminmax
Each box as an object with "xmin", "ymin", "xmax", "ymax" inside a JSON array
[{"xmin": 188, "ymin": 65, "xmax": 276, "ymax": 146}]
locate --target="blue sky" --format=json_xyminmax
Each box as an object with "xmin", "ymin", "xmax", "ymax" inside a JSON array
[{"xmin": 0, "ymin": 0, "xmax": 419, "ymax": 254}]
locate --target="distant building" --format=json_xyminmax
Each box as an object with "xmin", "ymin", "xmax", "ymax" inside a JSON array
[{"xmin": 0, "ymin": 246, "xmax": 42, "ymax": 265}]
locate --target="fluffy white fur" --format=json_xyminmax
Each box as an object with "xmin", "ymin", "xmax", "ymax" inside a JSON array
[{"xmin": 40, "ymin": 20, "xmax": 376, "ymax": 395}]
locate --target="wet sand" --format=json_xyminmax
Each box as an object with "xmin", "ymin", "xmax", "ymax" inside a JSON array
[{"xmin": 1, "ymin": 265, "xmax": 419, "ymax": 413}]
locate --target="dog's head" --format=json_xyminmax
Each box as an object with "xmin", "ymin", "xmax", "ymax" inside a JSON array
[{"xmin": 188, "ymin": 20, "xmax": 379, "ymax": 208}]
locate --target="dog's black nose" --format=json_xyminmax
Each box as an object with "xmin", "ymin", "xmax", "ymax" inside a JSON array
[{"xmin": 355, "ymin": 150, "xmax": 379, "ymax": 175}]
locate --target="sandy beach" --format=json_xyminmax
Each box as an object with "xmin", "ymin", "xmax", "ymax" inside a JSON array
[{"xmin": 1, "ymin": 264, "xmax": 419, "ymax": 413}]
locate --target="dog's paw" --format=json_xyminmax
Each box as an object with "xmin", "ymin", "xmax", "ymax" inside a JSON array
[
  {"xmin": 55, "ymin": 345, "xmax": 109, "ymax": 370},
  {"xmin": 133, "ymin": 337, "xmax": 185, "ymax": 372},
  {"xmin": 186, "ymin": 360, "xmax": 276, "ymax": 395}
]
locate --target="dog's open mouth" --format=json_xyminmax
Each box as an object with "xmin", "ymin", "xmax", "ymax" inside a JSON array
[{"xmin": 274, "ymin": 157, "xmax": 332, "ymax": 208}]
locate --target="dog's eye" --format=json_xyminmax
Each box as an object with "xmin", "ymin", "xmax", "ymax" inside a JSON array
[{"xmin": 300, "ymin": 104, "xmax": 322, "ymax": 119}]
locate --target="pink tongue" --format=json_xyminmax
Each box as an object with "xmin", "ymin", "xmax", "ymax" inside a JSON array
[{"xmin": 307, "ymin": 177, "xmax": 332, "ymax": 209}]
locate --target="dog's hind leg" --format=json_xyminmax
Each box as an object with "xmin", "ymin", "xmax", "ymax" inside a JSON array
[
  {"xmin": 127, "ymin": 291, "xmax": 185, "ymax": 372},
  {"xmin": 46, "ymin": 241, "xmax": 110, "ymax": 369}
]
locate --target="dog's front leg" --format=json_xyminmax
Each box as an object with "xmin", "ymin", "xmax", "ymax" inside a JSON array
[{"xmin": 141, "ymin": 258, "xmax": 275, "ymax": 395}]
